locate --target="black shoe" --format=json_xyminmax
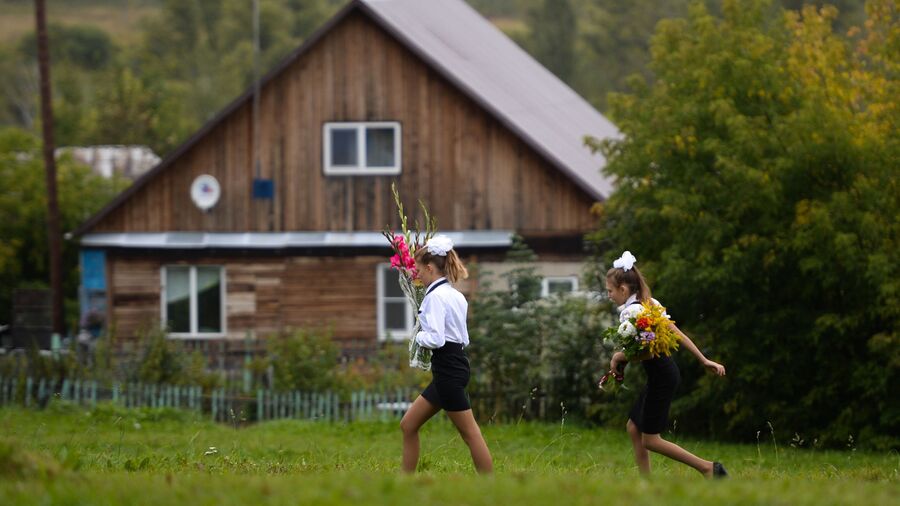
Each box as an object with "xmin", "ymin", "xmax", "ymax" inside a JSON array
[{"xmin": 712, "ymin": 461, "xmax": 728, "ymax": 479}]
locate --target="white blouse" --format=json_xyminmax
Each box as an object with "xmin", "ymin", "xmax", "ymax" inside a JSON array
[{"xmin": 415, "ymin": 277, "xmax": 470, "ymax": 349}]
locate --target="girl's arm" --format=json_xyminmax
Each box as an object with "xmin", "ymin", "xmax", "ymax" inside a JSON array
[
  {"xmin": 415, "ymin": 298, "xmax": 447, "ymax": 349},
  {"xmin": 669, "ymin": 323, "xmax": 726, "ymax": 376}
]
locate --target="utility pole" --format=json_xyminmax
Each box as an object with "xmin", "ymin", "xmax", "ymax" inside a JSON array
[{"xmin": 35, "ymin": 0, "xmax": 65, "ymax": 337}]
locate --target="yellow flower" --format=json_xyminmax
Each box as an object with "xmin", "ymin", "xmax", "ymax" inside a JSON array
[{"xmin": 638, "ymin": 301, "xmax": 681, "ymax": 358}]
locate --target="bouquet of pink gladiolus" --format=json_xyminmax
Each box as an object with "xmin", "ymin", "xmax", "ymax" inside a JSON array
[{"xmin": 381, "ymin": 183, "xmax": 437, "ymax": 371}]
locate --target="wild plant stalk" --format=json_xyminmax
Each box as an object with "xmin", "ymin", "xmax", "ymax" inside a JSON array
[
  {"xmin": 517, "ymin": 387, "xmax": 539, "ymax": 425},
  {"xmin": 560, "ymin": 401, "xmax": 567, "ymax": 431},
  {"xmin": 756, "ymin": 430, "xmax": 762, "ymax": 462},
  {"xmin": 767, "ymin": 421, "xmax": 779, "ymax": 464}
]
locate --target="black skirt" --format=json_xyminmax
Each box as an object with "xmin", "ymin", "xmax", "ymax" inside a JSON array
[
  {"xmin": 629, "ymin": 355, "xmax": 680, "ymax": 435},
  {"xmin": 421, "ymin": 342, "xmax": 471, "ymax": 412}
]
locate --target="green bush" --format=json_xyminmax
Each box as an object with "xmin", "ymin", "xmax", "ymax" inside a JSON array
[
  {"xmin": 467, "ymin": 239, "xmax": 616, "ymax": 423},
  {"xmin": 268, "ymin": 328, "xmax": 338, "ymax": 392},
  {"xmin": 333, "ymin": 343, "xmax": 430, "ymax": 395},
  {"xmin": 130, "ymin": 325, "xmax": 220, "ymax": 388},
  {"xmin": 134, "ymin": 326, "xmax": 186, "ymax": 385}
]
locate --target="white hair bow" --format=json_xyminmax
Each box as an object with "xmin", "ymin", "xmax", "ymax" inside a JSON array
[
  {"xmin": 426, "ymin": 235, "xmax": 454, "ymax": 257},
  {"xmin": 613, "ymin": 251, "xmax": 637, "ymax": 271}
]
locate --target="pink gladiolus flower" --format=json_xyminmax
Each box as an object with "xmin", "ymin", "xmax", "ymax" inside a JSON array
[{"xmin": 394, "ymin": 235, "xmax": 409, "ymax": 253}]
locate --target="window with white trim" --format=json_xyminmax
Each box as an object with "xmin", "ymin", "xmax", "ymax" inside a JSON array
[
  {"xmin": 377, "ymin": 264, "xmax": 414, "ymax": 341},
  {"xmin": 323, "ymin": 122, "xmax": 401, "ymax": 175},
  {"xmin": 161, "ymin": 266, "xmax": 226, "ymax": 338},
  {"xmin": 541, "ymin": 276, "xmax": 579, "ymax": 297}
]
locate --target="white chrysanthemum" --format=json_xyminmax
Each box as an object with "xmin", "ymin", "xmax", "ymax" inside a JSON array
[
  {"xmin": 426, "ymin": 235, "xmax": 454, "ymax": 256},
  {"xmin": 618, "ymin": 320, "xmax": 637, "ymax": 337},
  {"xmin": 621, "ymin": 305, "xmax": 642, "ymax": 321}
]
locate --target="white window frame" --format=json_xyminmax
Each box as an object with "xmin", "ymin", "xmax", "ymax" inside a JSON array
[
  {"xmin": 323, "ymin": 121, "xmax": 402, "ymax": 175},
  {"xmin": 160, "ymin": 265, "xmax": 227, "ymax": 339},
  {"xmin": 541, "ymin": 276, "xmax": 579, "ymax": 298},
  {"xmin": 376, "ymin": 264, "xmax": 414, "ymax": 342}
]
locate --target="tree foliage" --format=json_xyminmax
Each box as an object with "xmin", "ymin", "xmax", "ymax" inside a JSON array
[
  {"xmin": 526, "ymin": 0, "xmax": 578, "ymax": 82},
  {"xmin": 467, "ymin": 239, "xmax": 614, "ymax": 423},
  {"xmin": 588, "ymin": 0, "xmax": 898, "ymax": 448},
  {"xmin": 0, "ymin": 128, "xmax": 130, "ymax": 326}
]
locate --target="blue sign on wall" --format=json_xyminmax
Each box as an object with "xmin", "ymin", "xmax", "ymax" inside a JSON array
[
  {"xmin": 80, "ymin": 249, "xmax": 106, "ymax": 291},
  {"xmin": 253, "ymin": 178, "xmax": 274, "ymax": 199}
]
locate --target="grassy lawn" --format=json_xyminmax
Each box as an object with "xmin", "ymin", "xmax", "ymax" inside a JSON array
[{"xmin": 0, "ymin": 403, "xmax": 897, "ymax": 505}]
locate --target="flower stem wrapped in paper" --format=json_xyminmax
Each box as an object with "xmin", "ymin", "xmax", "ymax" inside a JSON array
[{"xmin": 381, "ymin": 183, "xmax": 437, "ymax": 371}]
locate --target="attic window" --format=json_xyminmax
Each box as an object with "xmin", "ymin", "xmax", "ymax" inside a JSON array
[{"xmin": 323, "ymin": 122, "xmax": 401, "ymax": 175}]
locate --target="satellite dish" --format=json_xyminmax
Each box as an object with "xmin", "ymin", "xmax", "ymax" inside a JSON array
[{"xmin": 190, "ymin": 175, "xmax": 221, "ymax": 212}]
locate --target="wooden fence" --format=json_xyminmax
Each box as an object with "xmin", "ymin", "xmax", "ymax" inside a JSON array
[{"xmin": 0, "ymin": 376, "xmax": 418, "ymax": 423}]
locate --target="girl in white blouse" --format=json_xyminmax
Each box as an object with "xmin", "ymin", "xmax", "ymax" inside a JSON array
[
  {"xmin": 606, "ymin": 251, "xmax": 728, "ymax": 478},
  {"xmin": 399, "ymin": 235, "xmax": 493, "ymax": 474}
]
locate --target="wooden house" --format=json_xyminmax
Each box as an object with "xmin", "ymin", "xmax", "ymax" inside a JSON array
[{"xmin": 73, "ymin": 0, "xmax": 619, "ymax": 358}]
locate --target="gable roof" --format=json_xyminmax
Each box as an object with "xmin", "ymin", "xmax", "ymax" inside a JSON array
[
  {"xmin": 358, "ymin": 0, "xmax": 617, "ymax": 198},
  {"xmin": 74, "ymin": 0, "xmax": 617, "ymax": 237}
]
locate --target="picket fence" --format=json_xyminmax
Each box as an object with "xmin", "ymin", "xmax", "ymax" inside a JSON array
[{"xmin": 0, "ymin": 376, "xmax": 418, "ymax": 423}]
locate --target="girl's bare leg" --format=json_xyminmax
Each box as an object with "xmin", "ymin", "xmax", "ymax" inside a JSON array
[
  {"xmin": 399, "ymin": 395, "xmax": 440, "ymax": 473},
  {"xmin": 627, "ymin": 419, "xmax": 650, "ymax": 474},
  {"xmin": 641, "ymin": 433, "xmax": 714, "ymax": 476},
  {"xmin": 445, "ymin": 409, "xmax": 493, "ymax": 474}
]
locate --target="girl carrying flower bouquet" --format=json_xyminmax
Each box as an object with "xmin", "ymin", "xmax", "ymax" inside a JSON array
[
  {"xmin": 602, "ymin": 251, "xmax": 729, "ymax": 478},
  {"xmin": 398, "ymin": 235, "xmax": 493, "ymax": 474}
]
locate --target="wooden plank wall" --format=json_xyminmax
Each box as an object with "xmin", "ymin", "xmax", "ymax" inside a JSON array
[
  {"xmin": 107, "ymin": 253, "xmax": 478, "ymax": 350},
  {"xmin": 92, "ymin": 11, "xmax": 597, "ymax": 235}
]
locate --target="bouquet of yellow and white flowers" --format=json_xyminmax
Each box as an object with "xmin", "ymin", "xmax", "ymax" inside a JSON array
[
  {"xmin": 598, "ymin": 300, "xmax": 680, "ymax": 390},
  {"xmin": 603, "ymin": 301, "xmax": 681, "ymax": 361}
]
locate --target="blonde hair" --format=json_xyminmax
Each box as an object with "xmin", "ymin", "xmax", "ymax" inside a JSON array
[
  {"xmin": 415, "ymin": 247, "xmax": 469, "ymax": 283},
  {"xmin": 606, "ymin": 264, "xmax": 652, "ymax": 302}
]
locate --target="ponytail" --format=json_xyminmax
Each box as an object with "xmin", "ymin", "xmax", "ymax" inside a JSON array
[
  {"xmin": 414, "ymin": 245, "xmax": 469, "ymax": 283},
  {"xmin": 443, "ymin": 249, "xmax": 469, "ymax": 283}
]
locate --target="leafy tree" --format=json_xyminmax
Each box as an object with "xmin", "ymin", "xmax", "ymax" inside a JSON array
[
  {"xmin": 0, "ymin": 46, "xmax": 38, "ymax": 129},
  {"xmin": 89, "ymin": 66, "xmax": 194, "ymax": 154},
  {"xmin": 526, "ymin": 0, "xmax": 578, "ymax": 82},
  {"xmin": 587, "ymin": 0, "xmax": 898, "ymax": 448},
  {"xmin": 574, "ymin": 0, "xmax": 691, "ymax": 109},
  {"xmin": 18, "ymin": 23, "xmax": 116, "ymax": 70},
  {"xmin": 0, "ymin": 127, "xmax": 130, "ymax": 327},
  {"xmin": 136, "ymin": 0, "xmax": 337, "ymax": 138}
]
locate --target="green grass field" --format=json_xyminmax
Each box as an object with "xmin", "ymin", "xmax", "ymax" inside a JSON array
[{"xmin": 1, "ymin": 403, "xmax": 897, "ymax": 505}]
